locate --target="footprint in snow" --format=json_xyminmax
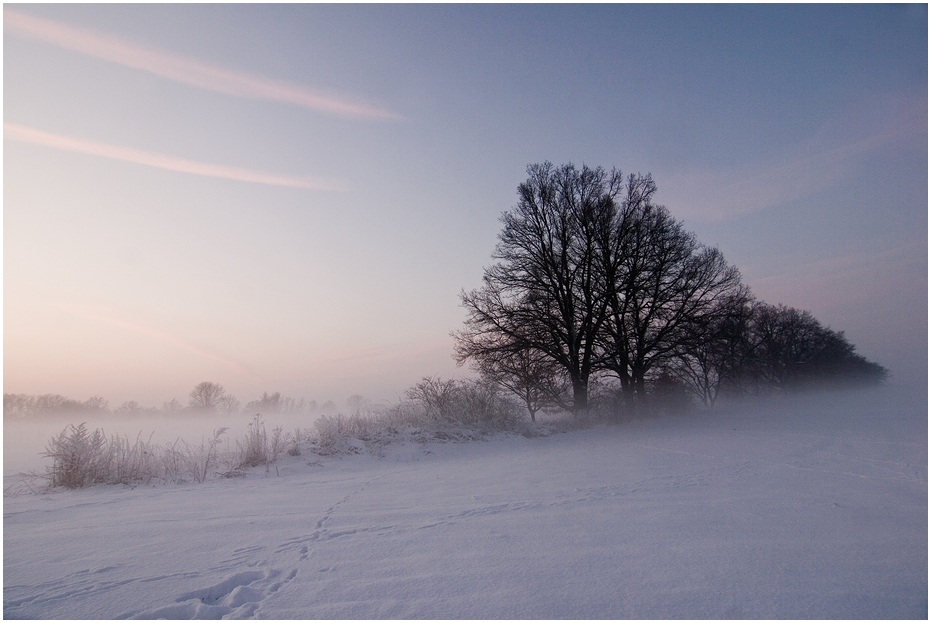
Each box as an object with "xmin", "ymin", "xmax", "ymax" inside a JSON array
[{"xmin": 126, "ymin": 567, "xmax": 298, "ymax": 619}]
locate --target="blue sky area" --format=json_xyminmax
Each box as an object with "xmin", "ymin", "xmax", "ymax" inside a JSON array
[{"xmin": 4, "ymin": 4, "xmax": 927, "ymax": 407}]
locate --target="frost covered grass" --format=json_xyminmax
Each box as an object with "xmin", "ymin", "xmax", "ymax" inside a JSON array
[
  {"xmin": 34, "ymin": 417, "xmax": 310, "ymax": 490},
  {"xmin": 11, "ymin": 378, "xmax": 534, "ymax": 492},
  {"xmin": 40, "ymin": 423, "xmax": 236, "ymax": 489}
]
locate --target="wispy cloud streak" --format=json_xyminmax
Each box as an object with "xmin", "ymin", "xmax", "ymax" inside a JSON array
[
  {"xmin": 4, "ymin": 8, "xmax": 401, "ymax": 121},
  {"xmin": 4, "ymin": 122, "xmax": 347, "ymax": 190}
]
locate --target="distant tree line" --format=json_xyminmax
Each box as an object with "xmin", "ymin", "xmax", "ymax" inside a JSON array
[
  {"xmin": 453, "ymin": 162, "xmax": 887, "ymax": 418},
  {"xmin": 3, "ymin": 394, "xmax": 111, "ymax": 419},
  {"xmin": 2, "ymin": 383, "xmax": 333, "ymax": 419}
]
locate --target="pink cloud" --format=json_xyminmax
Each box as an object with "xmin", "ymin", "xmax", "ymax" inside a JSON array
[
  {"xmin": 4, "ymin": 8, "xmax": 401, "ymax": 121},
  {"xmin": 4, "ymin": 122, "xmax": 347, "ymax": 190}
]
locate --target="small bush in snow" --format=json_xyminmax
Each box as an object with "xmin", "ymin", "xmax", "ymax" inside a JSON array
[
  {"xmin": 313, "ymin": 413, "xmax": 371, "ymax": 454},
  {"xmin": 238, "ymin": 415, "xmax": 269, "ymax": 468},
  {"xmin": 188, "ymin": 428, "xmax": 229, "ymax": 482},
  {"xmin": 236, "ymin": 415, "xmax": 296, "ymax": 468},
  {"xmin": 43, "ymin": 423, "xmax": 108, "ymax": 488},
  {"xmin": 287, "ymin": 428, "xmax": 303, "ymax": 457},
  {"xmin": 310, "ymin": 377, "xmax": 525, "ymax": 456},
  {"xmin": 405, "ymin": 376, "xmax": 521, "ymax": 427}
]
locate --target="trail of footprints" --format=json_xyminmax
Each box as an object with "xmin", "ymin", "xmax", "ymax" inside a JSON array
[
  {"xmin": 123, "ymin": 469, "xmax": 718, "ymax": 619},
  {"xmin": 7, "ymin": 465, "xmax": 738, "ymax": 620},
  {"xmin": 10, "ymin": 467, "xmax": 737, "ymax": 620},
  {"xmin": 127, "ymin": 478, "xmax": 382, "ymax": 619}
]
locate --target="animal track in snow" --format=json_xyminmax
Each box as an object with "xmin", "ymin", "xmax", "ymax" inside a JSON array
[{"xmin": 213, "ymin": 544, "xmax": 267, "ymax": 569}]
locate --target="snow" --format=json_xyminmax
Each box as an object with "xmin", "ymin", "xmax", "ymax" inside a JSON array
[{"xmin": 4, "ymin": 385, "xmax": 927, "ymax": 619}]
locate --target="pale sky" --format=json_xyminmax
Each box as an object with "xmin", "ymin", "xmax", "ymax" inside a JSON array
[{"xmin": 4, "ymin": 4, "xmax": 927, "ymax": 408}]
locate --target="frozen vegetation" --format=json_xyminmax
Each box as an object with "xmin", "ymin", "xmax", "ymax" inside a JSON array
[{"xmin": 3, "ymin": 384, "xmax": 927, "ymax": 619}]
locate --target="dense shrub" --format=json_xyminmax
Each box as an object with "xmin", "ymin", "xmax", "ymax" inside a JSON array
[
  {"xmin": 405, "ymin": 376, "xmax": 521, "ymax": 426},
  {"xmin": 313, "ymin": 413, "xmax": 372, "ymax": 454},
  {"xmin": 310, "ymin": 377, "xmax": 524, "ymax": 455}
]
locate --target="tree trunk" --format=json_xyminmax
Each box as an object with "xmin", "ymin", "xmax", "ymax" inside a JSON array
[
  {"xmin": 620, "ymin": 378, "xmax": 636, "ymax": 413},
  {"xmin": 634, "ymin": 374, "xmax": 647, "ymax": 401},
  {"xmin": 571, "ymin": 377, "xmax": 588, "ymax": 413}
]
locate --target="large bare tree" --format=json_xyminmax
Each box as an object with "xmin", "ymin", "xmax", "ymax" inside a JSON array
[
  {"xmin": 597, "ymin": 188, "xmax": 744, "ymax": 405},
  {"xmin": 454, "ymin": 162, "xmax": 625, "ymax": 411},
  {"xmin": 456, "ymin": 163, "xmax": 746, "ymax": 413}
]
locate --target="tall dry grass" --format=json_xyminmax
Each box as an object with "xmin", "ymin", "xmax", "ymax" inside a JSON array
[{"xmin": 38, "ymin": 377, "xmax": 533, "ymax": 489}]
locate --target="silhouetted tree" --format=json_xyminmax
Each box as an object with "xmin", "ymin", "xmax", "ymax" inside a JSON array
[
  {"xmin": 807, "ymin": 329, "xmax": 888, "ymax": 384},
  {"xmin": 455, "ymin": 162, "xmax": 625, "ymax": 411},
  {"xmin": 665, "ymin": 289, "xmax": 755, "ymax": 406},
  {"xmin": 247, "ymin": 391, "xmax": 281, "ymax": 413},
  {"xmin": 746, "ymin": 303, "xmax": 887, "ymax": 390},
  {"xmin": 749, "ymin": 304, "xmax": 825, "ymax": 389},
  {"xmin": 458, "ymin": 340, "xmax": 569, "ymax": 421},
  {"xmin": 162, "ymin": 399, "xmax": 183, "ymax": 414},
  {"xmin": 35, "ymin": 394, "xmax": 83, "ymax": 413},
  {"xmin": 115, "ymin": 401, "xmax": 142, "ymax": 415},
  {"xmin": 217, "ymin": 394, "xmax": 241, "ymax": 415},
  {"xmin": 456, "ymin": 162, "xmax": 885, "ymax": 415},
  {"xmin": 4, "ymin": 393, "xmax": 112, "ymax": 417},
  {"xmin": 597, "ymin": 183, "xmax": 744, "ymax": 405},
  {"xmin": 83, "ymin": 396, "xmax": 109, "ymax": 411},
  {"xmin": 3, "ymin": 394, "xmax": 35, "ymax": 418}
]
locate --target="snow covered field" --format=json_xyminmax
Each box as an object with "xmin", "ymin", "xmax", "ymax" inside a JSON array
[{"xmin": 4, "ymin": 385, "xmax": 927, "ymax": 619}]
